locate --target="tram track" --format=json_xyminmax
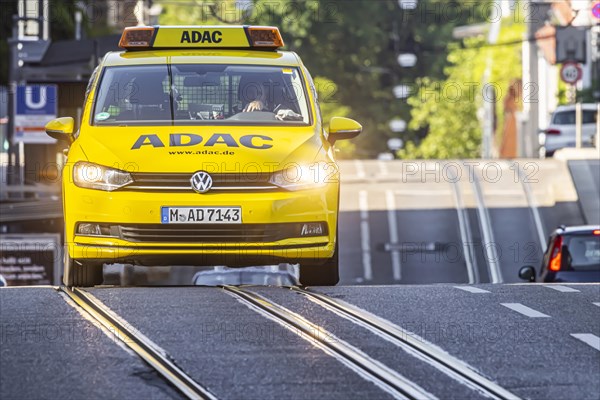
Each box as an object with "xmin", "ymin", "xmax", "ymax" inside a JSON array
[
  {"xmin": 288, "ymin": 286, "xmax": 520, "ymax": 400},
  {"xmin": 60, "ymin": 287, "xmax": 216, "ymax": 400},
  {"xmin": 222, "ymin": 285, "xmax": 434, "ymax": 400},
  {"xmin": 59, "ymin": 285, "xmax": 521, "ymax": 400}
]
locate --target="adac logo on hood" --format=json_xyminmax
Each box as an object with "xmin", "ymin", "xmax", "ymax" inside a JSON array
[{"xmin": 131, "ymin": 133, "xmax": 273, "ymax": 150}]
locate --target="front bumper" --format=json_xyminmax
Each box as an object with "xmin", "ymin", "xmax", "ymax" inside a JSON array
[{"xmin": 65, "ymin": 185, "xmax": 338, "ymax": 265}]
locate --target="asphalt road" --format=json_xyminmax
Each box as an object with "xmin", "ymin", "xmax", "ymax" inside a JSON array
[
  {"xmin": 0, "ymin": 287, "xmax": 180, "ymax": 400},
  {"xmin": 337, "ymin": 159, "xmax": 593, "ymax": 286},
  {"xmin": 1, "ymin": 158, "xmax": 598, "ymax": 399},
  {"xmin": 1, "ymin": 284, "xmax": 598, "ymax": 399}
]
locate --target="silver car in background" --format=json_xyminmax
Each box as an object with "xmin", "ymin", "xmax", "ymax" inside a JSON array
[{"xmin": 540, "ymin": 104, "xmax": 598, "ymax": 157}]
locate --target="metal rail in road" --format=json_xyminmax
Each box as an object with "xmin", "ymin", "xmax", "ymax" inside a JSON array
[
  {"xmin": 511, "ymin": 161, "xmax": 547, "ymax": 252},
  {"xmin": 61, "ymin": 287, "xmax": 217, "ymax": 400},
  {"xmin": 289, "ymin": 287, "xmax": 520, "ymax": 400},
  {"xmin": 471, "ymin": 172, "xmax": 503, "ymax": 283},
  {"xmin": 222, "ymin": 285, "xmax": 433, "ymax": 400},
  {"xmin": 446, "ymin": 162, "xmax": 478, "ymax": 284}
]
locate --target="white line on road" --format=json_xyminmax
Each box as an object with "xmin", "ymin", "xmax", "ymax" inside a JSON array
[
  {"xmin": 394, "ymin": 190, "xmax": 454, "ymax": 196},
  {"xmin": 378, "ymin": 160, "xmax": 389, "ymax": 176},
  {"xmin": 447, "ymin": 164, "xmax": 477, "ymax": 284},
  {"xmin": 513, "ymin": 161, "xmax": 547, "ymax": 253},
  {"xmin": 570, "ymin": 334, "xmax": 600, "ymax": 351},
  {"xmin": 501, "ymin": 303, "xmax": 550, "ymax": 318},
  {"xmin": 385, "ymin": 190, "xmax": 401, "ymax": 281},
  {"xmin": 358, "ymin": 190, "xmax": 369, "ymax": 220},
  {"xmin": 354, "ymin": 160, "xmax": 366, "ymax": 179},
  {"xmin": 360, "ymin": 221, "xmax": 372, "ymax": 281},
  {"xmin": 593, "ymin": 302, "xmax": 600, "ymax": 308},
  {"xmin": 358, "ymin": 190, "xmax": 372, "ymax": 281},
  {"xmin": 545, "ymin": 285, "xmax": 580, "ymax": 293},
  {"xmin": 472, "ymin": 174, "xmax": 502, "ymax": 283},
  {"xmin": 454, "ymin": 286, "xmax": 490, "ymax": 294}
]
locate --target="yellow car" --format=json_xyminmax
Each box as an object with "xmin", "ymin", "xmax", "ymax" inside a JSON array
[{"xmin": 46, "ymin": 25, "xmax": 361, "ymax": 287}]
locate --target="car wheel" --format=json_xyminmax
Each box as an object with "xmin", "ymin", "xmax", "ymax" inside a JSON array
[
  {"xmin": 299, "ymin": 241, "xmax": 339, "ymax": 286},
  {"xmin": 63, "ymin": 248, "xmax": 103, "ymax": 287}
]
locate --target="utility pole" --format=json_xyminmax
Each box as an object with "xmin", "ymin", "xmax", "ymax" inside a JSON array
[
  {"xmin": 7, "ymin": 19, "xmax": 18, "ymax": 186},
  {"xmin": 7, "ymin": 0, "xmax": 48, "ymax": 185},
  {"xmin": 522, "ymin": 0, "xmax": 540, "ymax": 158},
  {"xmin": 481, "ymin": 0, "xmax": 507, "ymax": 159}
]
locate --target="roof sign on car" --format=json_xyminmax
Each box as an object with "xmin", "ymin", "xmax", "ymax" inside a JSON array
[{"xmin": 118, "ymin": 25, "xmax": 284, "ymax": 50}]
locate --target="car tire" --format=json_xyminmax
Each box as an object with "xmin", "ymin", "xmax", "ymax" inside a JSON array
[
  {"xmin": 63, "ymin": 248, "xmax": 103, "ymax": 287},
  {"xmin": 299, "ymin": 242, "xmax": 339, "ymax": 286}
]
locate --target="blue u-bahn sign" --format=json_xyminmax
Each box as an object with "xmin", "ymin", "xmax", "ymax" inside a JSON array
[{"xmin": 14, "ymin": 85, "xmax": 58, "ymax": 144}]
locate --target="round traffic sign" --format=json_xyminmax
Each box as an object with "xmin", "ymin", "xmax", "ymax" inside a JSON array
[
  {"xmin": 560, "ymin": 62, "xmax": 582, "ymax": 85},
  {"xmin": 592, "ymin": 2, "xmax": 600, "ymax": 19}
]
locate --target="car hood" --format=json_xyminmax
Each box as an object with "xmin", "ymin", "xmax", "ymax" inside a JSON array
[{"xmin": 74, "ymin": 125, "xmax": 324, "ymax": 173}]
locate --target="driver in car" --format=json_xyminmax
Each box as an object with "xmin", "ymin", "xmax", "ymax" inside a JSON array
[{"xmin": 242, "ymin": 81, "xmax": 269, "ymax": 112}]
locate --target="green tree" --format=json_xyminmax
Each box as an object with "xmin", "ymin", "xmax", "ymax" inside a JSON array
[
  {"xmin": 400, "ymin": 19, "xmax": 525, "ymax": 159},
  {"xmin": 152, "ymin": 0, "xmax": 494, "ymax": 157},
  {"xmin": 313, "ymin": 76, "xmax": 354, "ymax": 157},
  {"xmin": 156, "ymin": 0, "xmax": 241, "ymax": 25},
  {"xmin": 246, "ymin": 0, "xmax": 494, "ymax": 157}
]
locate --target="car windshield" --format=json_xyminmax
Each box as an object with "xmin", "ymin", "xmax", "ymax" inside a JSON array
[
  {"xmin": 565, "ymin": 234, "xmax": 600, "ymax": 271},
  {"xmin": 92, "ymin": 64, "xmax": 311, "ymax": 126},
  {"xmin": 552, "ymin": 110, "xmax": 597, "ymax": 125}
]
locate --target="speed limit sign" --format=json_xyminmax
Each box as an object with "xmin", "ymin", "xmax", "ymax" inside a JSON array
[{"xmin": 560, "ymin": 62, "xmax": 582, "ymax": 84}]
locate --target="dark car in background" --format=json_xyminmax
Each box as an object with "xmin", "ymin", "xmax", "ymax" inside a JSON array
[{"xmin": 519, "ymin": 226, "xmax": 600, "ymax": 283}]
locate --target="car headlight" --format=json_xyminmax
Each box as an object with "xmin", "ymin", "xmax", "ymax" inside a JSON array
[
  {"xmin": 269, "ymin": 162, "xmax": 338, "ymax": 191},
  {"xmin": 73, "ymin": 162, "xmax": 133, "ymax": 191}
]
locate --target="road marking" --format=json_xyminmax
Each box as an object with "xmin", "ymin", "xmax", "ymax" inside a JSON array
[
  {"xmin": 570, "ymin": 334, "xmax": 600, "ymax": 351},
  {"xmin": 358, "ymin": 190, "xmax": 372, "ymax": 281},
  {"xmin": 377, "ymin": 160, "xmax": 389, "ymax": 176},
  {"xmin": 512, "ymin": 161, "xmax": 547, "ymax": 252},
  {"xmin": 385, "ymin": 190, "xmax": 401, "ymax": 281},
  {"xmin": 394, "ymin": 190, "xmax": 453, "ymax": 196},
  {"xmin": 593, "ymin": 302, "xmax": 600, "ymax": 307},
  {"xmin": 454, "ymin": 286, "xmax": 490, "ymax": 294},
  {"xmin": 358, "ymin": 190, "xmax": 369, "ymax": 220},
  {"xmin": 447, "ymin": 163, "xmax": 477, "ymax": 284},
  {"xmin": 545, "ymin": 285, "xmax": 580, "ymax": 293},
  {"xmin": 472, "ymin": 173, "xmax": 502, "ymax": 283},
  {"xmin": 501, "ymin": 303, "xmax": 550, "ymax": 318},
  {"xmin": 354, "ymin": 159, "xmax": 366, "ymax": 179}
]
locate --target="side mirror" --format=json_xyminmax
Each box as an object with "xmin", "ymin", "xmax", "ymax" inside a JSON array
[
  {"xmin": 518, "ymin": 266, "xmax": 536, "ymax": 282},
  {"xmin": 328, "ymin": 117, "xmax": 362, "ymax": 144},
  {"xmin": 45, "ymin": 117, "xmax": 75, "ymax": 143}
]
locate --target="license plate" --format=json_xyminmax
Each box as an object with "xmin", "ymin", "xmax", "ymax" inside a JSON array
[{"xmin": 161, "ymin": 207, "xmax": 242, "ymax": 224}]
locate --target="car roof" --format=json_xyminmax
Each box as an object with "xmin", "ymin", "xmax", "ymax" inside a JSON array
[
  {"xmin": 553, "ymin": 104, "xmax": 598, "ymax": 112},
  {"xmin": 102, "ymin": 49, "xmax": 301, "ymax": 67},
  {"xmin": 555, "ymin": 225, "xmax": 600, "ymax": 235}
]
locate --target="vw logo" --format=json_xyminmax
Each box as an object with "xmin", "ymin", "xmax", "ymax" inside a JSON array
[{"xmin": 190, "ymin": 171, "xmax": 213, "ymax": 194}]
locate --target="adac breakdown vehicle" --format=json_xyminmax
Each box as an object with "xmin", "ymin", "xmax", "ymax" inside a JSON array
[{"xmin": 46, "ymin": 25, "xmax": 362, "ymax": 287}]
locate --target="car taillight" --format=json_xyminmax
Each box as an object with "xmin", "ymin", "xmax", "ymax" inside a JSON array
[
  {"xmin": 549, "ymin": 236, "xmax": 563, "ymax": 272},
  {"xmin": 546, "ymin": 128, "xmax": 561, "ymax": 135},
  {"xmin": 594, "ymin": 230, "xmax": 600, "ymax": 236}
]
